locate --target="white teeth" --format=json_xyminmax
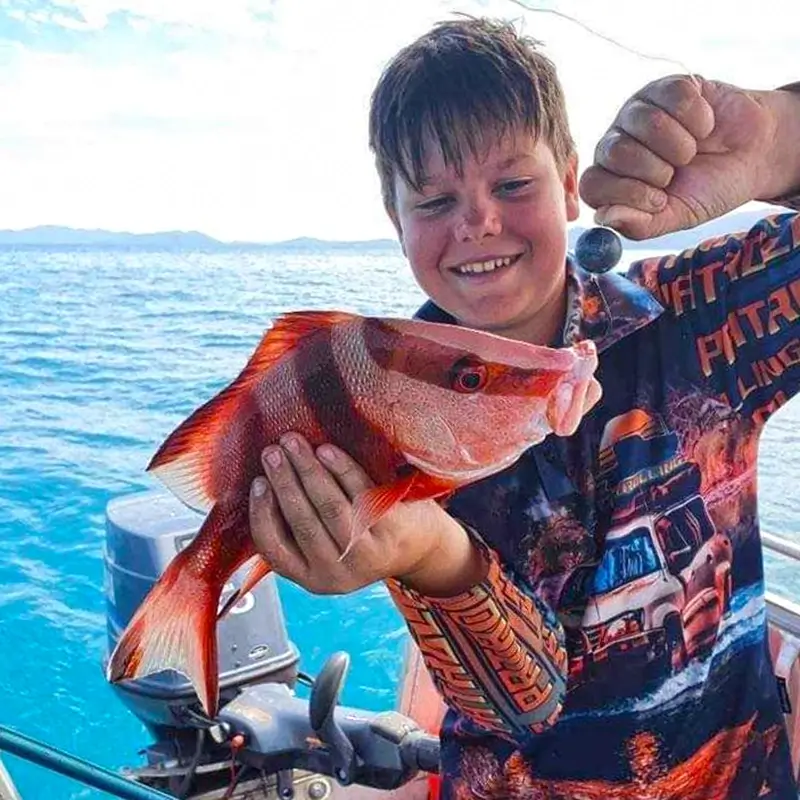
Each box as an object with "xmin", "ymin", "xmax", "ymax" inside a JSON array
[{"xmin": 456, "ymin": 256, "xmax": 514, "ymax": 274}]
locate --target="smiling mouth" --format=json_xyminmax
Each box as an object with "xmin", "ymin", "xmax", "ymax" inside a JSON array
[{"xmin": 451, "ymin": 253, "xmax": 522, "ymax": 276}]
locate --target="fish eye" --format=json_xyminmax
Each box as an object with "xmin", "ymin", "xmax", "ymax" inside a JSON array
[{"xmin": 451, "ymin": 359, "xmax": 488, "ymax": 393}]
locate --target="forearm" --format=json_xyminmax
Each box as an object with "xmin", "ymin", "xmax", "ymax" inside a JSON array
[
  {"xmin": 387, "ymin": 538, "xmax": 567, "ymax": 742},
  {"xmin": 755, "ymin": 83, "xmax": 800, "ymax": 207}
]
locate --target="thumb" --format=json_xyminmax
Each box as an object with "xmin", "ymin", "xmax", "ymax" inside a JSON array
[{"xmin": 594, "ymin": 205, "xmax": 656, "ymax": 240}]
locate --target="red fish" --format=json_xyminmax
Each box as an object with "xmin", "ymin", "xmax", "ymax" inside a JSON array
[{"xmin": 107, "ymin": 310, "xmax": 600, "ymax": 716}]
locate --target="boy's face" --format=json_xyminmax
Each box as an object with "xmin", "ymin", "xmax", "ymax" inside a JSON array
[{"xmin": 392, "ymin": 129, "xmax": 579, "ymax": 345}]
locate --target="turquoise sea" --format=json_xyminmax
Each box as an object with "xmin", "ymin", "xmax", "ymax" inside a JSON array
[{"xmin": 1, "ymin": 245, "xmax": 798, "ymax": 798}]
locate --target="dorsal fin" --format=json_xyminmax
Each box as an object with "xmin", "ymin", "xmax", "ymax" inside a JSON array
[
  {"xmin": 237, "ymin": 311, "xmax": 359, "ymax": 387},
  {"xmin": 147, "ymin": 310, "xmax": 360, "ymax": 510}
]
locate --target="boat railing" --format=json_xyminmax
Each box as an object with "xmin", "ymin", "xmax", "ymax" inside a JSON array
[
  {"xmin": 0, "ymin": 726, "xmax": 173, "ymax": 800},
  {"xmin": 0, "ymin": 757, "xmax": 21, "ymax": 800},
  {"xmin": 763, "ymin": 532, "xmax": 800, "ymax": 562},
  {"xmin": 763, "ymin": 531, "xmax": 800, "ymax": 638}
]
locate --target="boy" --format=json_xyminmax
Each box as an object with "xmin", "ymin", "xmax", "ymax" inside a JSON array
[{"xmin": 248, "ymin": 16, "xmax": 800, "ymax": 798}]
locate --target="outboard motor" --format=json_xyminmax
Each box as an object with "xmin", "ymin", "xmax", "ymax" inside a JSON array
[
  {"xmin": 103, "ymin": 489, "xmax": 300, "ymax": 736},
  {"xmin": 102, "ymin": 490, "xmax": 440, "ymax": 799}
]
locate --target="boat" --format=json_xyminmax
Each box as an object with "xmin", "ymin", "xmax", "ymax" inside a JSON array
[{"xmin": 0, "ymin": 486, "xmax": 440, "ymax": 800}]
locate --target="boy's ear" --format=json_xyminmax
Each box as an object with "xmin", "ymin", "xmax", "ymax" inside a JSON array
[{"xmin": 563, "ymin": 153, "xmax": 580, "ymax": 223}]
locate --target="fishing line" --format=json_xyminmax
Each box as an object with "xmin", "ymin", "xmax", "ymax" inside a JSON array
[{"xmin": 503, "ymin": 0, "xmax": 701, "ymax": 86}]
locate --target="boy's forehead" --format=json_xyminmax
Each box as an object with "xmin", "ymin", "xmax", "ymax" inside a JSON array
[{"xmin": 408, "ymin": 128, "xmax": 546, "ymax": 186}]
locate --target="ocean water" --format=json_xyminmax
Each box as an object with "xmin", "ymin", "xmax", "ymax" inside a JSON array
[{"xmin": 0, "ymin": 246, "xmax": 798, "ymax": 798}]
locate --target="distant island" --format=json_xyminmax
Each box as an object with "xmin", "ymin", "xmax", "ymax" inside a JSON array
[
  {"xmin": 0, "ymin": 226, "xmax": 401, "ymax": 252},
  {"xmin": 0, "ymin": 206, "xmax": 789, "ymax": 252},
  {"xmin": 0, "ymin": 225, "xmax": 224, "ymax": 249}
]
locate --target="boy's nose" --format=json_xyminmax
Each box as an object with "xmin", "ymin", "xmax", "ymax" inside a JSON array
[{"xmin": 454, "ymin": 197, "xmax": 502, "ymax": 242}]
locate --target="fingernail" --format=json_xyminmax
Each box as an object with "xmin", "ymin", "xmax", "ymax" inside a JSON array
[
  {"xmin": 317, "ymin": 445, "xmax": 336, "ymax": 464},
  {"xmin": 252, "ymin": 477, "xmax": 268, "ymax": 498},
  {"xmin": 651, "ymin": 190, "xmax": 667, "ymax": 209},
  {"xmin": 263, "ymin": 448, "xmax": 282, "ymax": 469},
  {"xmin": 282, "ymin": 435, "xmax": 300, "ymax": 454},
  {"xmin": 593, "ymin": 206, "xmax": 610, "ymax": 224}
]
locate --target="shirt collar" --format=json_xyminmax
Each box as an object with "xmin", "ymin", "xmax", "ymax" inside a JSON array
[{"xmin": 414, "ymin": 258, "xmax": 664, "ymax": 353}]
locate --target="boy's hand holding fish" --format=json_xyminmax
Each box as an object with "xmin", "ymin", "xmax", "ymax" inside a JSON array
[{"xmin": 249, "ymin": 435, "xmax": 487, "ymax": 597}]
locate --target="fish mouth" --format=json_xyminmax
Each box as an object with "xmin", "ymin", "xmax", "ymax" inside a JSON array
[{"xmin": 447, "ymin": 252, "xmax": 524, "ymax": 277}]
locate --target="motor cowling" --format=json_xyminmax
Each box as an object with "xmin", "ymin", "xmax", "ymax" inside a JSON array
[{"xmin": 102, "ymin": 489, "xmax": 299, "ymax": 733}]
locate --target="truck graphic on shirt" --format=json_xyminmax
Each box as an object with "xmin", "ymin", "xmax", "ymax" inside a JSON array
[{"xmin": 560, "ymin": 409, "xmax": 733, "ymax": 694}]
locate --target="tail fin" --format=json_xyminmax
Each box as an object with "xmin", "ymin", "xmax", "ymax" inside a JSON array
[
  {"xmin": 106, "ymin": 501, "xmax": 254, "ymax": 718},
  {"xmin": 107, "ymin": 545, "xmax": 222, "ymax": 716},
  {"xmin": 218, "ymin": 556, "xmax": 273, "ymax": 620}
]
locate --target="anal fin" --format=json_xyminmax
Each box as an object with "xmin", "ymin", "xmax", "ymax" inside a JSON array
[{"xmin": 218, "ymin": 556, "xmax": 273, "ymax": 620}]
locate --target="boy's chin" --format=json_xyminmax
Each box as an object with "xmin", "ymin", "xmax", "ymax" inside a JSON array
[
  {"xmin": 456, "ymin": 310, "xmax": 524, "ymax": 336},
  {"xmin": 456, "ymin": 302, "xmax": 561, "ymax": 345}
]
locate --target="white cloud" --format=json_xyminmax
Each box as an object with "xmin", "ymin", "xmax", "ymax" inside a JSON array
[
  {"xmin": 10, "ymin": 0, "xmax": 277, "ymax": 35},
  {"xmin": 0, "ymin": 0, "xmax": 799, "ymax": 240}
]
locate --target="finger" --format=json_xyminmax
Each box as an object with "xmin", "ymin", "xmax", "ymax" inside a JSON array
[
  {"xmin": 639, "ymin": 75, "xmax": 715, "ymax": 141},
  {"xmin": 615, "ymin": 99, "xmax": 699, "ymax": 167},
  {"xmin": 279, "ymin": 434, "xmax": 354, "ymax": 552},
  {"xmin": 584, "ymin": 378, "xmax": 603, "ymax": 414},
  {"xmin": 593, "ymin": 129, "xmax": 675, "ymax": 188},
  {"xmin": 567, "ymin": 372, "xmax": 599, "ymax": 428},
  {"xmin": 261, "ymin": 445, "xmax": 343, "ymax": 562},
  {"xmin": 580, "ymin": 166, "xmax": 667, "ymax": 214},
  {"xmin": 556, "ymin": 365, "xmax": 597, "ymax": 435},
  {"xmin": 248, "ymin": 476, "xmax": 307, "ymax": 577},
  {"xmin": 316, "ymin": 444, "xmax": 376, "ymax": 501}
]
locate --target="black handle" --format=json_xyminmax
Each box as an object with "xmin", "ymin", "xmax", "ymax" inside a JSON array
[{"xmin": 308, "ymin": 652, "xmax": 356, "ymax": 785}]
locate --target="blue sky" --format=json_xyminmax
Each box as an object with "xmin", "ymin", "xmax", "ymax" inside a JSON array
[{"xmin": 0, "ymin": 0, "xmax": 797, "ymax": 242}]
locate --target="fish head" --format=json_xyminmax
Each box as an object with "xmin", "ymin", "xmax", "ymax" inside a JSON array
[{"xmin": 374, "ymin": 318, "xmax": 601, "ymax": 486}]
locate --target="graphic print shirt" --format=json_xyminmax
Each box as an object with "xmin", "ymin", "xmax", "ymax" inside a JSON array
[{"xmin": 390, "ymin": 212, "xmax": 800, "ymax": 799}]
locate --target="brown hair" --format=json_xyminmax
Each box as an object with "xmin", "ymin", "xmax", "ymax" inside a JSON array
[{"xmin": 368, "ymin": 16, "xmax": 576, "ymax": 214}]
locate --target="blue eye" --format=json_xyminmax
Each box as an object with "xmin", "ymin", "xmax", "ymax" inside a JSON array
[
  {"xmin": 497, "ymin": 179, "xmax": 532, "ymax": 195},
  {"xmin": 416, "ymin": 196, "xmax": 453, "ymax": 213}
]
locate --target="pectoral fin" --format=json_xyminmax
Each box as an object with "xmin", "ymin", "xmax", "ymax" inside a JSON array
[{"xmin": 343, "ymin": 468, "xmax": 456, "ymax": 560}]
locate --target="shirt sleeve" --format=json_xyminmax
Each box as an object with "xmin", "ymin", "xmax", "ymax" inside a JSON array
[
  {"xmin": 386, "ymin": 536, "xmax": 567, "ymax": 743},
  {"xmin": 627, "ymin": 212, "xmax": 800, "ymax": 425},
  {"xmin": 765, "ymin": 82, "xmax": 800, "ymax": 211}
]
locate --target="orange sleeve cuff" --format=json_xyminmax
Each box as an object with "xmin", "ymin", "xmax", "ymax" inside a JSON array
[{"xmin": 387, "ymin": 543, "xmax": 567, "ymax": 739}]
